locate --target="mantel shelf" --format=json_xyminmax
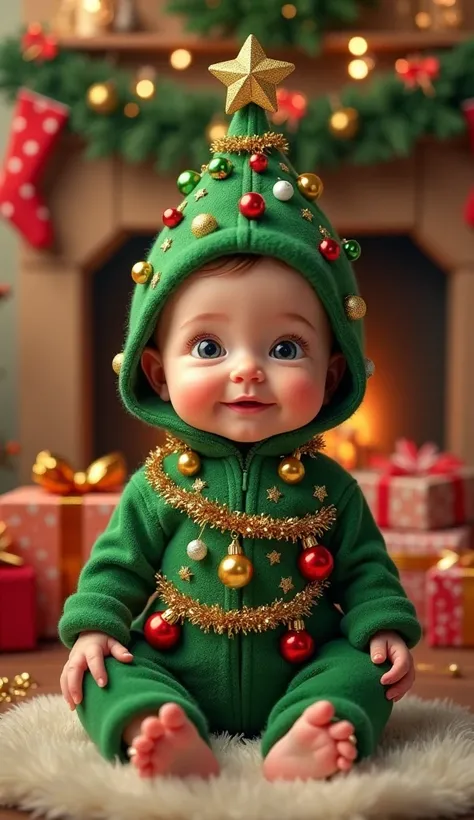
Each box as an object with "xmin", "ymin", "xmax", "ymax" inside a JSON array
[{"xmin": 57, "ymin": 29, "xmax": 471, "ymax": 57}]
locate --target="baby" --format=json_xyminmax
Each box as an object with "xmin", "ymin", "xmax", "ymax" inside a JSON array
[{"xmin": 58, "ymin": 38, "xmax": 421, "ymax": 783}]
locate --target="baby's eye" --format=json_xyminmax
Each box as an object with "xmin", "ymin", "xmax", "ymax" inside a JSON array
[
  {"xmin": 270, "ymin": 340, "xmax": 305, "ymax": 360},
  {"xmin": 191, "ymin": 339, "xmax": 226, "ymax": 359}
]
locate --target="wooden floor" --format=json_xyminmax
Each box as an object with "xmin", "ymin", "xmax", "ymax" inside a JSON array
[{"xmin": 1, "ymin": 639, "xmax": 474, "ymax": 819}]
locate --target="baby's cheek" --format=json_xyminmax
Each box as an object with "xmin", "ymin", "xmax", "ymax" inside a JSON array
[
  {"xmin": 280, "ymin": 370, "xmax": 325, "ymax": 411},
  {"xmin": 168, "ymin": 367, "xmax": 220, "ymax": 417}
]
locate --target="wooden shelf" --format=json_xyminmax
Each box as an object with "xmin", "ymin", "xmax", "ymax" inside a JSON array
[{"xmin": 57, "ymin": 29, "xmax": 471, "ymax": 57}]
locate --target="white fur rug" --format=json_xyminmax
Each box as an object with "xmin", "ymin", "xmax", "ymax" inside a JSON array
[{"xmin": 0, "ymin": 695, "xmax": 474, "ymax": 820}]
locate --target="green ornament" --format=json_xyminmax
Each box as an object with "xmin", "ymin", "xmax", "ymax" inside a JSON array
[
  {"xmin": 177, "ymin": 170, "xmax": 201, "ymax": 195},
  {"xmin": 208, "ymin": 156, "xmax": 234, "ymax": 180},
  {"xmin": 343, "ymin": 239, "xmax": 361, "ymax": 261}
]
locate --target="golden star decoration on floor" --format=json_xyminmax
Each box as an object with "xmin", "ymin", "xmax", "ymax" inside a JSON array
[
  {"xmin": 266, "ymin": 486, "xmax": 283, "ymax": 503},
  {"xmin": 151, "ymin": 273, "xmax": 161, "ymax": 289},
  {"xmin": 301, "ymin": 208, "xmax": 314, "ymax": 222},
  {"xmin": 313, "ymin": 485, "xmax": 328, "ymax": 502},
  {"xmin": 279, "ymin": 163, "xmax": 290, "ymax": 172},
  {"xmin": 279, "ymin": 576, "xmax": 294, "ymax": 594},
  {"xmin": 194, "ymin": 188, "xmax": 208, "ymax": 201},
  {"xmin": 160, "ymin": 238, "xmax": 173, "ymax": 252},
  {"xmin": 178, "ymin": 566, "xmax": 194, "ymax": 582},
  {"xmin": 192, "ymin": 478, "xmax": 207, "ymax": 493},
  {"xmin": 266, "ymin": 550, "xmax": 281, "ymax": 565},
  {"xmin": 208, "ymin": 34, "xmax": 295, "ymax": 115}
]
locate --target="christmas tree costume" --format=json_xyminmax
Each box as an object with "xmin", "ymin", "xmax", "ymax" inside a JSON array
[{"xmin": 59, "ymin": 36, "xmax": 421, "ymax": 765}]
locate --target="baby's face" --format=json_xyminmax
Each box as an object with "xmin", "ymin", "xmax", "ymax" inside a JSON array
[{"xmin": 150, "ymin": 258, "xmax": 339, "ymax": 443}]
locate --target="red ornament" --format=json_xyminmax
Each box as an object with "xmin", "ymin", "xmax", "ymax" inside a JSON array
[
  {"xmin": 144, "ymin": 612, "xmax": 181, "ymax": 650},
  {"xmin": 162, "ymin": 207, "xmax": 184, "ymax": 228},
  {"xmin": 21, "ymin": 23, "xmax": 58, "ymax": 62},
  {"xmin": 249, "ymin": 153, "xmax": 268, "ymax": 173},
  {"xmin": 319, "ymin": 238, "xmax": 341, "ymax": 261},
  {"xmin": 298, "ymin": 545, "xmax": 334, "ymax": 582},
  {"xmin": 395, "ymin": 55, "xmax": 440, "ymax": 94},
  {"xmin": 239, "ymin": 192, "xmax": 266, "ymax": 220},
  {"xmin": 280, "ymin": 628, "xmax": 315, "ymax": 664}
]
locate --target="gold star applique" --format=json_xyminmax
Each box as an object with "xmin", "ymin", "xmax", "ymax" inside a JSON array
[
  {"xmin": 313, "ymin": 485, "xmax": 328, "ymax": 502},
  {"xmin": 177, "ymin": 200, "xmax": 187, "ymax": 212},
  {"xmin": 279, "ymin": 162, "xmax": 290, "ymax": 173},
  {"xmin": 266, "ymin": 550, "xmax": 281, "ymax": 566},
  {"xmin": 194, "ymin": 188, "xmax": 208, "ymax": 201},
  {"xmin": 160, "ymin": 238, "xmax": 173, "ymax": 252},
  {"xmin": 209, "ymin": 34, "xmax": 295, "ymax": 115},
  {"xmin": 178, "ymin": 566, "xmax": 194, "ymax": 582},
  {"xmin": 192, "ymin": 478, "xmax": 207, "ymax": 493},
  {"xmin": 301, "ymin": 208, "xmax": 314, "ymax": 222},
  {"xmin": 151, "ymin": 273, "xmax": 161, "ymax": 289},
  {"xmin": 267, "ymin": 486, "xmax": 283, "ymax": 503},
  {"xmin": 201, "ymin": 164, "xmax": 209, "ymax": 174},
  {"xmin": 279, "ymin": 576, "xmax": 294, "ymax": 594}
]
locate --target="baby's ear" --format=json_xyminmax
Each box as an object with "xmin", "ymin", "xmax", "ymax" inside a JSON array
[
  {"xmin": 323, "ymin": 353, "xmax": 347, "ymax": 405},
  {"xmin": 140, "ymin": 347, "xmax": 169, "ymax": 400}
]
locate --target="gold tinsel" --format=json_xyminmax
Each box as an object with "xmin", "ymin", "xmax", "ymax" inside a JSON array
[
  {"xmin": 210, "ymin": 133, "xmax": 289, "ymax": 156},
  {"xmin": 155, "ymin": 573, "xmax": 327, "ymax": 636},
  {"xmin": 145, "ymin": 435, "xmax": 336, "ymax": 542},
  {"xmin": 293, "ymin": 435, "xmax": 325, "ymax": 459}
]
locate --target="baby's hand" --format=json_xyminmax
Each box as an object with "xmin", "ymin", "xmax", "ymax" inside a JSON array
[
  {"xmin": 60, "ymin": 631, "xmax": 133, "ymax": 710},
  {"xmin": 370, "ymin": 630, "xmax": 415, "ymax": 702}
]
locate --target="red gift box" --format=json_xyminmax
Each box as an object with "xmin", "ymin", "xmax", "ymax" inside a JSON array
[
  {"xmin": 0, "ymin": 563, "xmax": 37, "ymax": 651},
  {"xmin": 426, "ymin": 551, "xmax": 474, "ymax": 647},
  {"xmin": 353, "ymin": 440, "xmax": 474, "ymax": 530}
]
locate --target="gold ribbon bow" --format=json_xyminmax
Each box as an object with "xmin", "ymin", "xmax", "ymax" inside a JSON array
[
  {"xmin": 0, "ymin": 521, "xmax": 24, "ymax": 566},
  {"xmin": 436, "ymin": 549, "xmax": 474, "ymax": 571},
  {"xmin": 32, "ymin": 451, "xmax": 126, "ymax": 495}
]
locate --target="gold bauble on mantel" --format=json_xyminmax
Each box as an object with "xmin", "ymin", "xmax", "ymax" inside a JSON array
[{"xmin": 86, "ymin": 81, "xmax": 118, "ymax": 114}]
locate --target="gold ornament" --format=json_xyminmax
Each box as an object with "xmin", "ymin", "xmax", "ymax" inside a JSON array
[
  {"xmin": 301, "ymin": 208, "xmax": 314, "ymax": 222},
  {"xmin": 297, "ymin": 173, "xmax": 324, "ymax": 201},
  {"xmin": 131, "ymin": 260, "xmax": 153, "ymax": 285},
  {"xmin": 344, "ymin": 295, "xmax": 367, "ymax": 321},
  {"xmin": 177, "ymin": 450, "xmax": 201, "ymax": 477},
  {"xmin": 112, "ymin": 353, "xmax": 124, "ymax": 375},
  {"xmin": 279, "ymin": 576, "xmax": 294, "ymax": 594},
  {"xmin": 86, "ymin": 81, "xmax": 118, "ymax": 114},
  {"xmin": 155, "ymin": 572, "xmax": 327, "ymax": 637},
  {"xmin": 210, "ymin": 132, "xmax": 288, "ymax": 156},
  {"xmin": 160, "ymin": 238, "xmax": 173, "ymax": 252},
  {"xmin": 218, "ymin": 535, "xmax": 254, "ymax": 588},
  {"xmin": 328, "ymin": 107, "xmax": 359, "ymax": 140},
  {"xmin": 191, "ymin": 213, "xmax": 218, "ymax": 238},
  {"xmin": 209, "ymin": 34, "xmax": 295, "ymax": 114},
  {"xmin": 278, "ymin": 456, "xmax": 305, "ymax": 484},
  {"xmin": 313, "ymin": 485, "xmax": 328, "ymax": 502},
  {"xmin": 267, "ymin": 486, "xmax": 283, "ymax": 503},
  {"xmin": 146, "ymin": 435, "xmax": 336, "ymax": 543},
  {"xmin": 178, "ymin": 566, "xmax": 194, "ymax": 582},
  {"xmin": 266, "ymin": 550, "xmax": 281, "ymax": 565}
]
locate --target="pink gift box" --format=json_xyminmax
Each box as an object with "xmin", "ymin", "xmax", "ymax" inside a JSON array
[
  {"xmin": 426, "ymin": 559, "xmax": 474, "ymax": 647},
  {"xmin": 353, "ymin": 469, "xmax": 474, "ymax": 530},
  {"xmin": 82, "ymin": 493, "xmax": 121, "ymax": 562}
]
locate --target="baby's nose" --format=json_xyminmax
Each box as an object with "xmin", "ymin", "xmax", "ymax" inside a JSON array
[{"xmin": 230, "ymin": 358, "xmax": 265, "ymax": 383}]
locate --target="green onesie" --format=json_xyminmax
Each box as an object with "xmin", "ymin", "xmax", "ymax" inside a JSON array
[{"xmin": 59, "ymin": 36, "xmax": 421, "ymax": 765}]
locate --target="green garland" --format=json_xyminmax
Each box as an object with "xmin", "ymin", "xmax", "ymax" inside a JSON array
[
  {"xmin": 0, "ymin": 33, "xmax": 473, "ymax": 173},
  {"xmin": 166, "ymin": 0, "xmax": 378, "ymax": 55}
]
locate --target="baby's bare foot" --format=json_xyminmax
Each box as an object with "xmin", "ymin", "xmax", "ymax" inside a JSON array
[
  {"xmin": 263, "ymin": 700, "xmax": 357, "ymax": 782},
  {"xmin": 128, "ymin": 703, "xmax": 220, "ymax": 779}
]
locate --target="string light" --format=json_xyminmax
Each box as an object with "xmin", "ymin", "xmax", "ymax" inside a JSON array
[
  {"xmin": 348, "ymin": 59, "xmax": 369, "ymax": 80},
  {"xmin": 135, "ymin": 79, "xmax": 155, "ymax": 99},
  {"xmin": 124, "ymin": 102, "xmax": 140, "ymax": 118},
  {"xmin": 281, "ymin": 3, "xmax": 297, "ymax": 18},
  {"xmin": 206, "ymin": 119, "xmax": 228, "ymax": 141},
  {"xmin": 348, "ymin": 36, "xmax": 368, "ymax": 56},
  {"xmin": 415, "ymin": 11, "xmax": 432, "ymax": 28},
  {"xmin": 170, "ymin": 49, "xmax": 192, "ymax": 70}
]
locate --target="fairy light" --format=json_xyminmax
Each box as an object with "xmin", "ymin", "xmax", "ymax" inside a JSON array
[
  {"xmin": 82, "ymin": 0, "xmax": 102, "ymax": 11},
  {"xmin": 124, "ymin": 102, "xmax": 140, "ymax": 118},
  {"xmin": 415, "ymin": 11, "xmax": 432, "ymax": 27},
  {"xmin": 170, "ymin": 49, "xmax": 192, "ymax": 70},
  {"xmin": 348, "ymin": 36, "xmax": 368, "ymax": 56},
  {"xmin": 281, "ymin": 4, "xmax": 297, "ymax": 18},
  {"xmin": 207, "ymin": 120, "xmax": 228, "ymax": 141},
  {"xmin": 135, "ymin": 79, "xmax": 155, "ymax": 100},
  {"xmin": 348, "ymin": 59, "xmax": 369, "ymax": 80}
]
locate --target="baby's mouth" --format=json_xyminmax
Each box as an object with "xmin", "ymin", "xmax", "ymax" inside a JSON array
[{"xmin": 223, "ymin": 398, "xmax": 275, "ymax": 413}]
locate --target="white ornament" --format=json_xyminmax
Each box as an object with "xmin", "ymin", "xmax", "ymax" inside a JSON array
[
  {"xmin": 186, "ymin": 539, "xmax": 208, "ymax": 561},
  {"xmin": 273, "ymin": 180, "xmax": 294, "ymax": 201},
  {"xmin": 365, "ymin": 357, "xmax": 375, "ymax": 379}
]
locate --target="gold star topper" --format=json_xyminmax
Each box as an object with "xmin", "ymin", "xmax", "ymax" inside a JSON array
[{"xmin": 209, "ymin": 34, "xmax": 295, "ymax": 115}]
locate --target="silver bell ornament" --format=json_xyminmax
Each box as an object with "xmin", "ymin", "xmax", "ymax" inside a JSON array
[
  {"xmin": 273, "ymin": 180, "xmax": 294, "ymax": 201},
  {"xmin": 186, "ymin": 539, "xmax": 208, "ymax": 561}
]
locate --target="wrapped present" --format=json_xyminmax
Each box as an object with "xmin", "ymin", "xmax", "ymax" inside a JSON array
[
  {"xmin": 0, "ymin": 451, "xmax": 125, "ymax": 638},
  {"xmin": 82, "ymin": 493, "xmax": 121, "ymax": 562},
  {"xmin": 353, "ymin": 439, "xmax": 474, "ymax": 530},
  {"xmin": 0, "ymin": 523, "xmax": 37, "ymax": 651},
  {"xmin": 426, "ymin": 550, "xmax": 474, "ymax": 647},
  {"xmin": 382, "ymin": 526, "xmax": 471, "ymax": 627}
]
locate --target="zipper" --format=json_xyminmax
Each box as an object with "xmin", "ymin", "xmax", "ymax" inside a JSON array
[{"xmin": 238, "ymin": 441, "xmax": 261, "ymax": 495}]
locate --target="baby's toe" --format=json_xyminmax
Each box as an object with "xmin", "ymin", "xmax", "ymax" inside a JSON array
[
  {"xmin": 337, "ymin": 740, "xmax": 358, "ymax": 761},
  {"xmin": 337, "ymin": 756, "xmax": 354, "ymax": 772},
  {"xmin": 133, "ymin": 735, "xmax": 155, "ymax": 754},
  {"xmin": 328, "ymin": 720, "xmax": 355, "ymax": 740},
  {"xmin": 302, "ymin": 701, "xmax": 335, "ymax": 728},
  {"xmin": 141, "ymin": 716, "xmax": 164, "ymax": 740},
  {"xmin": 159, "ymin": 703, "xmax": 187, "ymax": 730}
]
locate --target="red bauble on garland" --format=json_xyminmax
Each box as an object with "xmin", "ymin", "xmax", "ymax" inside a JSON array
[
  {"xmin": 319, "ymin": 238, "xmax": 341, "ymax": 261},
  {"xmin": 249, "ymin": 153, "xmax": 268, "ymax": 173},
  {"xmin": 298, "ymin": 545, "xmax": 334, "ymax": 582},
  {"xmin": 144, "ymin": 611, "xmax": 181, "ymax": 650},
  {"xmin": 162, "ymin": 207, "xmax": 184, "ymax": 228},
  {"xmin": 280, "ymin": 625, "xmax": 315, "ymax": 664},
  {"xmin": 239, "ymin": 192, "xmax": 266, "ymax": 220}
]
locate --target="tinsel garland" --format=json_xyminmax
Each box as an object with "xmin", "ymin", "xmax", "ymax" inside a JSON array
[
  {"xmin": 0, "ymin": 34, "xmax": 473, "ymax": 172},
  {"xmin": 210, "ymin": 133, "xmax": 289, "ymax": 155},
  {"xmin": 155, "ymin": 573, "xmax": 327, "ymax": 636},
  {"xmin": 145, "ymin": 435, "xmax": 336, "ymax": 542}
]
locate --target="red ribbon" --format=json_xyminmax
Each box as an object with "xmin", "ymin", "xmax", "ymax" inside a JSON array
[{"xmin": 369, "ymin": 439, "xmax": 466, "ymax": 527}]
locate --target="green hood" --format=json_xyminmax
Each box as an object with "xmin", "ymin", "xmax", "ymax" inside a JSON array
[{"xmin": 118, "ymin": 39, "xmax": 369, "ymax": 459}]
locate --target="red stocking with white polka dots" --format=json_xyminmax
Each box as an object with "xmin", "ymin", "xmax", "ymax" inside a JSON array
[{"xmin": 0, "ymin": 88, "xmax": 69, "ymax": 248}]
